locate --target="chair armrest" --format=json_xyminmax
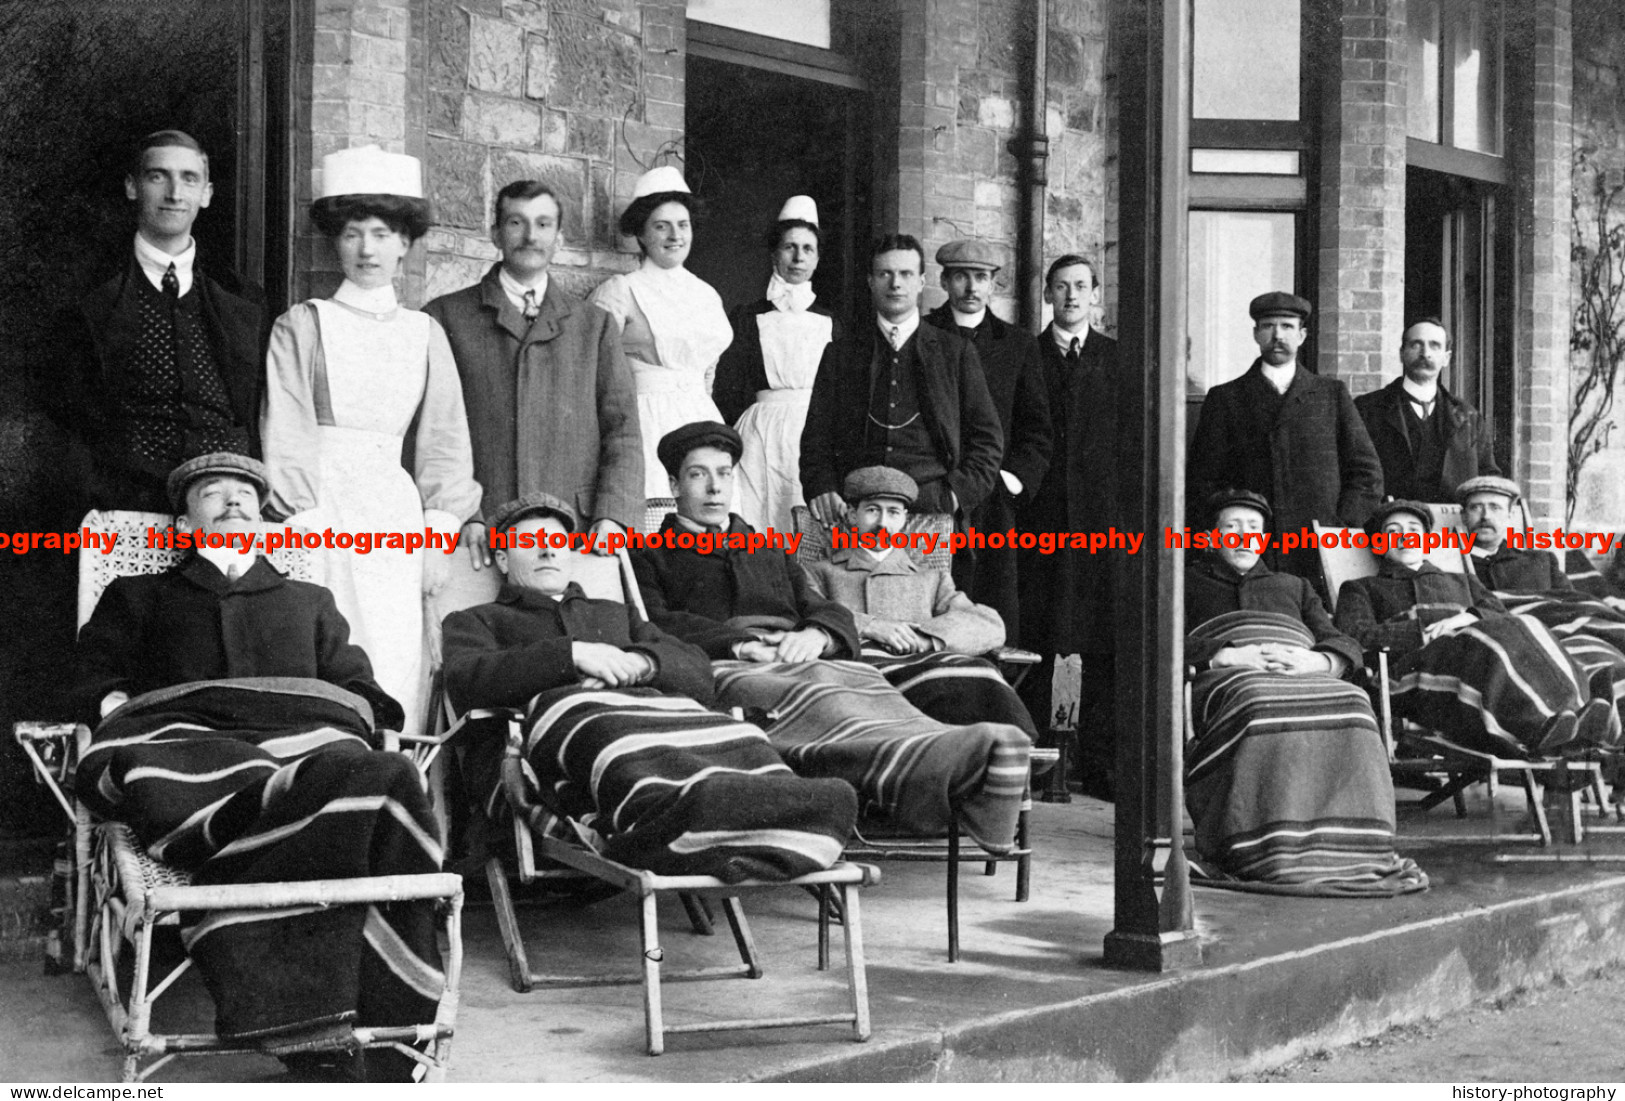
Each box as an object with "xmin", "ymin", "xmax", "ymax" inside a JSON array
[
  {"xmin": 991, "ymin": 646, "xmax": 1040, "ymax": 666},
  {"xmin": 13, "ymin": 721, "xmax": 85, "ymax": 823}
]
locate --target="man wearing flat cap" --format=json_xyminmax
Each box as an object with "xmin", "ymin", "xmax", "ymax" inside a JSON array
[
  {"xmin": 634, "ymin": 424, "xmax": 1032, "ymax": 853},
  {"xmin": 45, "ymin": 130, "xmax": 268, "ymax": 515},
  {"xmin": 1456, "ymin": 476, "xmax": 1575, "ymax": 594},
  {"xmin": 800, "ymin": 234, "xmax": 1004, "ymax": 564},
  {"xmin": 72, "ymin": 451, "xmax": 444, "ymax": 1082},
  {"xmin": 923, "ymin": 239, "xmax": 1052, "ymax": 636},
  {"xmin": 1188, "ymin": 290, "xmax": 1383, "ymax": 590},
  {"xmin": 1354, "ymin": 318, "xmax": 1499, "ymax": 504},
  {"xmin": 440, "ymin": 491, "xmax": 856, "ymax": 879}
]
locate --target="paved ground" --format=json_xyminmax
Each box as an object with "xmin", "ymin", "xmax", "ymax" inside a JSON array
[
  {"xmin": 1242, "ymin": 964, "xmax": 1625, "ymax": 1083},
  {"xmin": 9, "ymin": 787, "xmax": 1625, "ymax": 1082}
]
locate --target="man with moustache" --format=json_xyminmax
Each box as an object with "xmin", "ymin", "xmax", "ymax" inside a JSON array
[
  {"xmin": 424, "ymin": 179, "xmax": 643, "ymax": 616},
  {"xmin": 1355, "ymin": 318, "xmax": 1499, "ymax": 502},
  {"xmin": 800, "ymin": 234, "xmax": 1004, "ymax": 539},
  {"xmin": 922, "ymin": 239, "xmax": 1051, "ymax": 637},
  {"xmin": 47, "ymin": 130, "xmax": 267, "ymax": 513},
  {"xmin": 1188, "ymin": 291, "xmax": 1383, "ymax": 590}
]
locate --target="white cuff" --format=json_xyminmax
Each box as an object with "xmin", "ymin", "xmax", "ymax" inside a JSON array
[{"xmin": 999, "ymin": 470, "xmax": 1023, "ymax": 496}]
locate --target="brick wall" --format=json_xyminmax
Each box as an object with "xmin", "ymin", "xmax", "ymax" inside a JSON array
[
  {"xmin": 891, "ymin": 0, "xmax": 1114, "ymax": 330},
  {"xmin": 1314, "ymin": 0, "xmax": 1407, "ymax": 392},
  {"xmin": 1568, "ymin": 0, "xmax": 1625, "ymax": 528},
  {"xmin": 417, "ymin": 0, "xmax": 685, "ymax": 304},
  {"xmin": 1513, "ymin": 0, "xmax": 1573, "ymax": 526}
]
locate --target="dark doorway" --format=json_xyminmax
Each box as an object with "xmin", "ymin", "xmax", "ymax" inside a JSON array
[
  {"xmin": 1403, "ymin": 165, "xmax": 1514, "ymax": 470},
  {"xmin": 683, "ymin": 53, "xmax": 872, "ymax": 321}
]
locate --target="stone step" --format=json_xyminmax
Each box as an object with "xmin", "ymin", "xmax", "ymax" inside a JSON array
[{"xmin": 0, "ymin": 873, "xmax": 52, "ymax": 962}]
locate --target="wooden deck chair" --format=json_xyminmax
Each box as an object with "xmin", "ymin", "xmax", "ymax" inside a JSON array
[
  {"xmin": 433, "ymin": 545, "xmax": 877, "ymax": 1055},
  {"xmin": 790, "ymin": 505, "xmax": 1047, "ymax": 961},
  {"xmin": 14, "ymin": 510, "xmax": 464, "ymax": 1082},
  {"xmin": 1313, "ymin": 519, "xmax": 1607, "ymax": 848}
]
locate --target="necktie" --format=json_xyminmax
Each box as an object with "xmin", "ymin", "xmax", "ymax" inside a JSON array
[
  {"xmin": 523, "ymin": 289, "xmax": 540, "ymax": 320},
  {"xmin": 1066, "ymin": 337, "xmax": 1081, "ymax": 363},
  {"xmin": 1411, "ymin": 398, "xmax": 1434, "ymax": 419},
  {"xmin": 889, "ymin": 325, "xmax": 900, "ymax": 350},
  {"xmin": 162, "ymin": 262, "xmax": 179, "ymax": 302},
  {"xmin": 226, "ymin": 562, "xmax": 243, "ymax": 583}
]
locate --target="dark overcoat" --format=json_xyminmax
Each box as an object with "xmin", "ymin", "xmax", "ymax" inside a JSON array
[
  {"xmin": 423, "ymin": 266, "xmax": 644, "ymax": 530},
  {"xmin": 1184, "ymin": 554, "xmax": 1363, "ymax": 670},
  {"xmin": 1332, "ymin": 560, "xmax": 1505, "ymax": 660},
  {"xmin": 1354, "ymin": 377, "xmax": 1498, "ymax": 502},
  {"xmin": 442, "ymin": 580, "xmax": 716, "ymax": 711},
  {"xmin": 1017, "ymin": 324, "xmax": 1120, "ymax": 653},
  {"xmin": 631, "ymin": 514, "xmax": 861, "ymax": 660},
  {"xmin": 1189, "ymin": 359, "xmax": 1384, "ymax": 536},
  {"xmin": 799, "ymin": 319, "xmax": 1004, "ymax": 515},
  {"xmin": 1468, "ymin": 545, "xmax": 1575, "ymax": 594},
  {"xmin": 73, "ymin": 555, "xmax": 401, "ymax": 730}
]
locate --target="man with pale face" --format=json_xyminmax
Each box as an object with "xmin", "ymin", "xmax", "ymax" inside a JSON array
[
  {"xmin": 922, "ymin": 239, "xmax": 1052, "ymax": 640},
  {"xmin": 49, "ymin": 130, "xmax": 267, "ymax": 513},
  {"xmin": 425, "ymin": 179, "xmax": 643, "ymax": 617},
  {"xmin": 1355, "ymin": 317, "xmax": 1500, "ymax": 503},
  {"xmin": 1188, "ymin": 290, "xmax": 1383, "ymax": 591},
  {"xmin": 800, "ymin": 234, "xmax": 1004, "ymax": 538}
]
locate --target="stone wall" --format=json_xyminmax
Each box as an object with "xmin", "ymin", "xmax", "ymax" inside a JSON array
[
  {"xmin": 1568, "ymin": 0, "xmax": 1625, "ymax": 528},
  {"xmin": 891, "ymin": 0, "xmax": 1114, "ymax": 329},
  {"xmin": 417, "ymin": 0, "xmax": 685, "ymax": 303}
]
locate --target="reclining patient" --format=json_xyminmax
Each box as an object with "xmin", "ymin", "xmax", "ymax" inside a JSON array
[
  {"xmin": 440, "ymin": 492, "xmax": 855, "ymax": 882},
  {"xmin": 1333, "ymin": 499, "xmax": 1620, "ymax": 759},
  {"xmin": 1184, "ymin": 489, "xmax": 1424, "ymax": 894},
  {"xmin": 72, "ymin": 453, "xmax": 440, "ymax": 1081},
  {"xmin": 631, "ymin": 421, "xmax": 1031, "ymax": 853},
  {"xmin": 798, "ymin": 464, "xmax": 1037, "ymax": 739}
]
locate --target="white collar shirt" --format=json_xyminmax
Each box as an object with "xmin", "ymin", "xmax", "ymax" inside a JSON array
[{"xmin": 133, "ymin": 233, "xmax": 196, "ymax": 297}]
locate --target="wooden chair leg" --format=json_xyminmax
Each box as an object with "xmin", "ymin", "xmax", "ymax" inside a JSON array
[
  {"xmin": 1519, "ymin": 769, "xmax": 1553, "ymax": 846},
  {"xmin": 639, "ymin": 891, "xmax": 664, "ymax": 1056},
  {"xmin": 841, "ymin": 883, "xmax": 871, "ymax": 1042},
  {"xmin": 678, "ymin": 891, "xmax": 714, "ymax": 936},
  {"xmin": 946, "ymin": 817, "xmax": 960, "ymax": 963},
  {"xmin": 816, "ymin": 885, "xmax": 831, "ymax": 972},
  {"xmin": 1015, "ymin": 803, "xmax": 1031, "ymax": 903},
  {"xmin": 486, "ymin": 856, "xmax": 532, "ymax": 992},
  {"xmin": 719, "ymin": 897, "xmax": 763, "ymax": 978}
]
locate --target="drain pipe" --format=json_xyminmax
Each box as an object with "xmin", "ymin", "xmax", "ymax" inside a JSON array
[{"xmin": 1013, "ymin": 0, "xmax": 1050, "ymax": 331}]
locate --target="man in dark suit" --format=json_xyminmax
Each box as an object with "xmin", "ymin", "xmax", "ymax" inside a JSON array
[
  {"xmin": 923, "ymin": 238, "xmax": 1052, "ymax": 637},
  {"xmin": 1188, "ymin": 290, "xmax": 1383, "ymax": 588},
  {"xmin": 1458, "ymin": 475, "xmax": 1574, "ymax": 593},
  {"xmin": 47, "ymin": 130, "xmax": 267, "ymax": 514},
  {"xmin": 1017, "ymin": 254, "xmax": 1120, "ymax": 796},
  {"xmin": 424, "ymin": 179, "xmax": 643, "ymax": 616},
  {"xmin": 800, "ymin": 234, "xmax": 1004, "ymax": 531},
  {"xmin": 1354, "ymin": 318, "xmax": 1499, "ymax": 503}
]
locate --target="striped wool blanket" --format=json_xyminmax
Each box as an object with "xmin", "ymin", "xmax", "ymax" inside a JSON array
[
  {"xmin": 712, "ymin": 660, "xmax": 1031, "ymax": 854},
  {"xmin": 1389, "ymin": 613, "xmax": 1621, "ymax": 758},
  {"xmin": 865, "ymin": 650, "xmax": 1039, "ymax": 738},
  {"xmin": 1186, "ymin": 612, "xmax": 1427, "ymax": 896},
  {"xmin": 76, "ymin": 678, "xmax": 443, "ymax": 1053},
  {"xmin": 519, "ymin": 686, "xmax": 856, "ymax": 882}
]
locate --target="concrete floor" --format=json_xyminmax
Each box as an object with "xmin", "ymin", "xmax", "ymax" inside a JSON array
[{"xmin": 9, "ymin": 789, "xmax": 1625, "ymax": 1082}]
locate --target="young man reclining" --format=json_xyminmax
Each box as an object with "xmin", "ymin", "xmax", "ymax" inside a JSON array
[
  {"xmin": 1184, "ymin": 489, "xmax": 1425, "ymax": 894},
  {"xmin": 440, "ymin": 492, "xmax": 855, "ymax": 881},
  {"xmin": 72, "ymin": 452, "xmax": 440, "ymax": 1082},
  {"xmin": 632, "ymin": 421, "xmax": 1031, "ymax": 853},
  {"xmin": 797, "ymin": 464, "xmax": 1037, "ymax": 739},
  {"xmin": 1333, "ymin": 499, "xmax": 1620, "ymax": 759}
]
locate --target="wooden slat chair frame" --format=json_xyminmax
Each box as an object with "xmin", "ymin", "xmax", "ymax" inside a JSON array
[
  {"xmin": 13, "ymin": 510, "xmax": 464, "ymax": 1082},
  {"xmin": 432, "ymin": 544, "xmax": 877, "ymax": 1055},
  {"xmin": 1313, "ymin": 519, "xmax": 1609, "ymax": 848},
  {"xmin": 790, "ymin": 505, "xmax": 1046, "ymax": 962}
]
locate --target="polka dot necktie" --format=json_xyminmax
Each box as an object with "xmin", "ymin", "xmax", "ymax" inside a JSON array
[{"xmin": 162, "ymin": 262, "xmax": 179, "ymax": 303}]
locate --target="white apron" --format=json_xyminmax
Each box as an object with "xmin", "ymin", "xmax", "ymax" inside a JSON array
[{"xmin": 735, "ymin": 307, "xmax": 833, "ymax": 533}]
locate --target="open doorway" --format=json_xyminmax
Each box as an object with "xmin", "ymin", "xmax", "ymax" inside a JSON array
[
  {"xmin": 682, "ymin": 52, "xmax": 872, "ymax": 321},
  {"xmin": 1403, "ymin": 164, "xmax": 1515, "ymax": 470}
]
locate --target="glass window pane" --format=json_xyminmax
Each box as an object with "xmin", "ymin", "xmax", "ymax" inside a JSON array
[
  {"xmin": 1187, "ymin": 211, "xmax": 1296, "ymax": 395},
  {"xmin": 1192, "ymin": 0, "xmax": 1300, "ymax": 121},
  {"xmin": 687, "ymin": 0, "xmax": 831, "ymax": 49},
  {"xmin": 1190, "ymin": 149, "xmax": 1301, "ymax": 175},
  {"xmin": 1449, "ymin": 0, "xmax": 1502, "ymax": 154},
  {"xmin": 1407, "ymin": 0, "xmax": 1441, "ymax": 142}
]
